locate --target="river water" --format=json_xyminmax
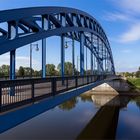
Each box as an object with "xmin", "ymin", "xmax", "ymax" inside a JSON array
[{"xmin": 0, "ymin": 91, "xmax": 140, "ymax": 139}]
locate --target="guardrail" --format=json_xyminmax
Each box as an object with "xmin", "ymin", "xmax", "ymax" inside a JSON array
[{"xmin": 0, "ymin": 75, "xmax": 106, "ymax": 112}]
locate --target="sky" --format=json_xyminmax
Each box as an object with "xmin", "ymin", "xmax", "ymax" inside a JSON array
[{"xmin": 0, "ymin": 0, "xmax": 140, "ymax": 72}]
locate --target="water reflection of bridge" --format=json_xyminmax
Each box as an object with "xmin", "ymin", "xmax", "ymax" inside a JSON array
[{"xmin": 77, "ymin": 94, "xmax": 131, "ymax": 139}]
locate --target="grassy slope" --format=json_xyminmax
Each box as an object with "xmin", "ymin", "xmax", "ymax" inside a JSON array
[{"xmin": 127, "ymin": 78, "xmax": 140, "ymax": 89}]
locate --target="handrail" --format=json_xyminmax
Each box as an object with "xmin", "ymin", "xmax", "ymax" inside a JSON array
[{"xmin": 0, "ymin": 75, "xmax": 108, "ymax": 112}]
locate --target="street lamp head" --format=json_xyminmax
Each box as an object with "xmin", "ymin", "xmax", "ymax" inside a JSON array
[
  {"xmin": 35, "ymin": 44, "xmax": 39, "ymax": 51},
  {"xmin": 65, "ymin": 42, "xmax": 69, "ymax": 49}
]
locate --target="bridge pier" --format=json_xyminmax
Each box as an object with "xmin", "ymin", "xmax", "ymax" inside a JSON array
[{"xmin": 80, "ymin": 32, "xmax": 84, "ymax": 76}]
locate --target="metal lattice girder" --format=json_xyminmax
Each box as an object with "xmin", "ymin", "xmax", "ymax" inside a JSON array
[{"xmin": 0, "ymin": 7, "xmax": 115, "ymax": 74}]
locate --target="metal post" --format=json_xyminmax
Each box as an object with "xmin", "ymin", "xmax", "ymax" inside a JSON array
[
  {"xmin": 105, "ymin": 48, "xmax": 107, "ymax": 74},
  {"xmin": 61, "ymin": 35, "xmax": 65, "ymax": 84},
  {"xmin": 8, "ymin": 21, "xmax": 17, "ymax": 80},
  {"xmin": 97, "ymin": 37, "xmax": 100, "ymax": 75},
  {"xmin": 91, "ymin": 34, "xmax": 93, "ymax": 75},
  {"xmin": 10, "ymin": 50, "xmax": 16, "ymax": 80},
  {"xmin": 30, "ymin": 44, "xmax": 32, "ymax": 78},
  {"xmin": 8, "ymin": 21, "xmax": 17, "ymax": 96},
  {"xmin": 42, "ymin": 16, "xmax": 47, "ymax": 78},
  {"xmin": 80, "ymin": 32, "xmax": 84, "ymax": 75},
  {"xmin": 77, "ymin": 56, "xmax": 79, "ymax": 75},
  {"xmin": 10, "ymin": 50, "xmax": 16, "ymax": 96},
  {"xmin": 86, "ymin": 47, "xmax": 87, "ymax": 75},
  {"xmin": 72, "ymin": 38, "xmax": 75, "ymax": 75},
  {"xmin": 102, "ymin": 42, "xmax": 104, "ymax": 77},
  {"xmin": 42, "ymin": 39, "xmax": 46, "ymax": 78}
]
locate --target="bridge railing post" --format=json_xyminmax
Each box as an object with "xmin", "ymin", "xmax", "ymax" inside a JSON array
[
  {"xmin": 87, "ymin": 75, "xmax": 89, "ymax": 84},
  {"xmin": 31, "ymin": 81, "xmax": 34, "ymax": 101},
  {"xmin": 52, "ymin": 77, "xmax": 56, "ymax": 96},
  {"xmin": 0, "ymin": 85, "xmax": 2, "ymax": 112},
  {"xmin": 75, "ymin": 76, "xmax": 78, "ymax": 88},
  {"xmin": 66, "ymin": 77, "xmax": 68, "ymax": 90}
]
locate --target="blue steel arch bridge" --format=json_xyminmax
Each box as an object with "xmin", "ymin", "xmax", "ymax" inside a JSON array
[{"xmin": 0, "ymin": 7, "xmax": 115, "ymax": 112}]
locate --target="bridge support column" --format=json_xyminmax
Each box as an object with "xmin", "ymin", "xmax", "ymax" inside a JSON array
[
  {"xmin": 8, "ymin": 21, "xmax": 17, "ymax": 96},
  {"xmin": 8, "ymin": 21, "xmax": 17, "ymax": 80},
  {"xmin": 61, "ymin": 35, "xmax": 65, "ymax": 84},
  {"xmin": 10, "ymin": 50, "xmax": 16, "ymax": 80},
  {"xmin": 97, "ymin": 37, "xmax": 100, "ymax": 76},
  {"xmin": 91, "ymin": 34, "xmax": 93, "ymax": 75},
  {"xmin": 42, "ymin": 16, "xmax": 47, "ymax": 78},
  {"xmin": 42, "ymin": 39, "xmax": 46, "ymax": 78},
  {"xmin": 72, "ymin": 38, "xmax": 75, "ymax": 75},
  {"xmin": 91, "ymin": 52, "xmax": 93, "ymax": 75},
  {"xmin": 10, "ymin": 50, "xmax": 16, "ymax": 96},
  {"xmin": 80, "ymin": 32, "xmax": 84, "ymax": 76}
]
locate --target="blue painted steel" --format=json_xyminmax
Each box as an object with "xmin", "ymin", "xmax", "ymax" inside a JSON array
[
  {"xmin": 91, "ymin": 34, "xmax": 93, "ymax": 75},
  {"xmin": 10, "ymin": 50, "xmax": 15, "ymax": 80},
  {"xmin": 42, "ymin": 17, "xmax": 47, "ymax": 78},
  {"xmin": 0, "ymin": 7, "xmax": 115, "ymax": 75},
  {"xmin": 72, "ymin": 38, "xmax": 75, "ymax": 75},
  {"xmin": 97, "ymin": 37, "xmax": 100, "ymax": 75},
  {"xmin": 10, "ymin": 50, "xmax": 16, "ymax": 96},
  {"xmin": 80, "ymin": 33, "xmax": 84, "ymax": 75},
  {"xmin": 61, "ymin": 35, "xmax": 65, "ymax": 77},
  {"xmin": 86, "ymin": 47, "xmax": 87, "ymax": 75},
  {"xmin": 42, "ymin": 39, "xmax": 46, "ymax": 78},
  {"xmin": 91, "ymin": 52, "xmax": 93, "ymax": 75}
]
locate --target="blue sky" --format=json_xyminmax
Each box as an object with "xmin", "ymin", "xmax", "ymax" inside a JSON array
[{"xmin": 0, "ymin": 0, "xmax": 140, "ymax": 72}]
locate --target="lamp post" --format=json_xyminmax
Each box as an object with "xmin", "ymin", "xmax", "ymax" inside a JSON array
[
  {"xmin": 65, "ymin": 39, "xmax": 75, "ymax": 75},
  {"xmin": 30, "ymin": 43, "xmax": 39, "ymax": 78}
]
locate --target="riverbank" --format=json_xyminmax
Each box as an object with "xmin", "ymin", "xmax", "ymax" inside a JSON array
[
  {"xmin": 127, "ymin": 78, "xmax": 140, "ymax": 89},
  {"xmin": 90, "ymin": 77, "xmax": 140, "ymax": 96}
]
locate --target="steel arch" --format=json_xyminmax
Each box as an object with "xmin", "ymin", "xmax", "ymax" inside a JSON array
[{"xmin": 0, "ymin": 6, "xmax": 115, "ymax": 74}]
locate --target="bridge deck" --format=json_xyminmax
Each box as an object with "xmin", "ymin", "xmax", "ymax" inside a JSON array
[{"xmin": 0, "ymin": 75, "xmax": 108, "ymax": 112}]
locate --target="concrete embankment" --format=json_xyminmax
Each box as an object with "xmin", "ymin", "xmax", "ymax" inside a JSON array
[{"xmin": 92, "ymin": 78, "xmax": 140, "ymax": 96}]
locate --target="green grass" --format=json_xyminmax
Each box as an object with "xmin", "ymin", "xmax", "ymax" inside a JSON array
[{"xmin": 127, "ymin": 78, "xmax": 140, "ymax": 89}]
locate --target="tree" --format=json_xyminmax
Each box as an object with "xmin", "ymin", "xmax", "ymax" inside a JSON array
[
  {"xmin": 24, "ymin": 67, "xmax": 33, "ymax": 76},
  {"xmin": 0, "ymin": 65, "xmax": 10, "ymax": 76},
  {"xmin": 58, "ymin": 97, "xmax": 78, "ymax": 111},
  {"xmin": 135, "ymin": 67, "xmax": 140, "ymax": 78},
  {"xmin": 124, "ymin": 72, "xmax": 131, "ymax": 77},
  {"xmin": 57, "ymin": 62, "xmax": 74, "ymax": 76},
  {"xmin": 136, "ymin": 71, "xmax": 140, "ymax": 78},
  {"xmin": 46, "ymin": 64, "xmax": 57, "ymax": 76},
  {"xmin": 33, "ymin": 70, "xmax": 40, "ymax": 77},
  {"xmin": 18, "ymin": 66, "xmax": 25, "ymax": 77}
]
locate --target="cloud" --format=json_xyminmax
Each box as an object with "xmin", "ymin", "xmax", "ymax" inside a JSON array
[
  {"xmin": 109, "ymin": 0, "xmax": 140, "ymax": 14},
  {"xmin": 119, "ymin": 0, "xmax": 140, "ymax": 14},
  {"xmin": 104, "ymin": 12, "xmax": 131, "ymax": 22},
  {"xmin": 0, "ymin": 54, "xmax": 40, "ymax": 70},
  {"xmin": 121, "ymin": 49, "xmax": 131, "ymax": 53},
  {"xmin": 115, "ymin": 60, "xmax": 138, "ymax": 72},
  {"xmin": 119, "ymin": 23, "xmax": 140, "ymax": 43}
]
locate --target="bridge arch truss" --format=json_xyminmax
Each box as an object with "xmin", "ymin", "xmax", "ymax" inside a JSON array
[{"xmin": 0, "ymin": 7, "xmax": 115, "ymax": 79}]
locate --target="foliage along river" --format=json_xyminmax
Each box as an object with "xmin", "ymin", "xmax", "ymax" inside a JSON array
[{"xmin": 0, "ymin": 91, "xmax": 140, "ymax": 139}]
